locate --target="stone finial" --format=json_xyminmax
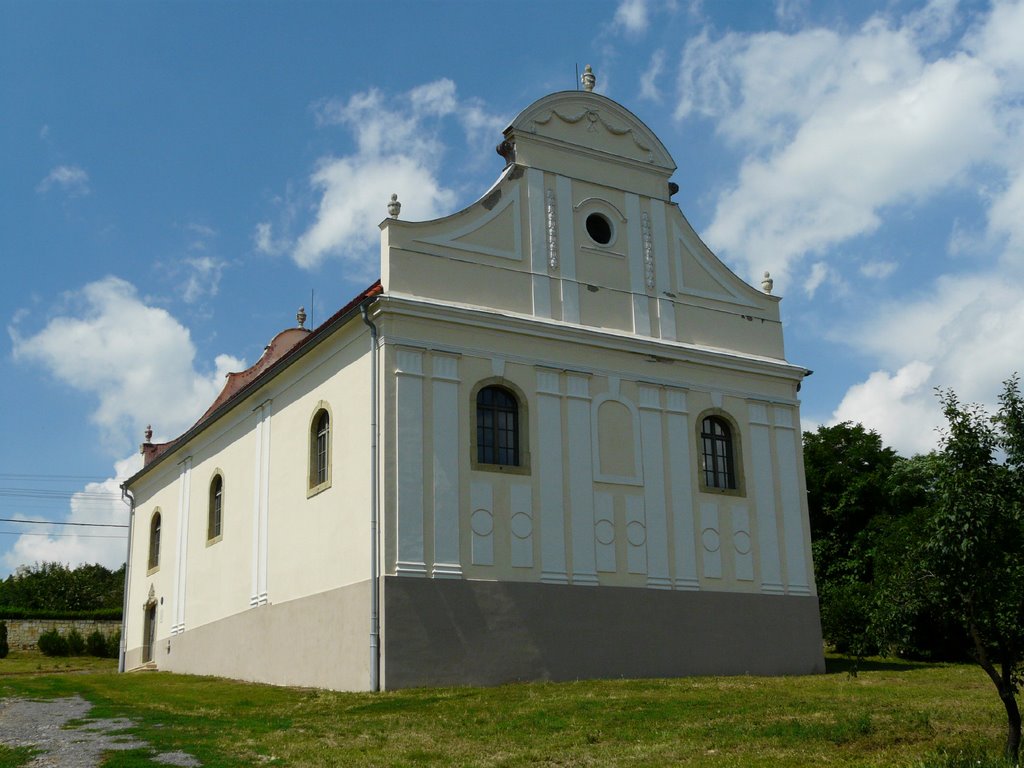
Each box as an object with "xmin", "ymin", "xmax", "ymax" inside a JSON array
[
  {"xmin": 387, "ymin": 193, "xmax": 401, "ymax": 219},
  {"xmin": 761, "ymin": 271, "xmax": 774, "ymax": 294},
  {"xmin": 297, "ymin": 306, "xmax": 307, "ymax": 328},
  {"xmin": 144, "ymin": 425, "xmax": 153, "ymax": 443},
  {"xmin": 581, "ymin": 64, "xmax": 596, "ymax": 92}
]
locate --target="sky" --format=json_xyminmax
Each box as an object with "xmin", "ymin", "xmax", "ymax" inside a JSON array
[{"xmin": 1, "ymin": 0, "xmax": 1022, "ymax": 576}]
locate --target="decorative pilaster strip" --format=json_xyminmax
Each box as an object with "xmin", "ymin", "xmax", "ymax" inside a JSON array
[
  {"xmin": 546, "ymin": 188, "xmax": 558, "ymax": 271},
  {"xmin": 642, "ymin": 211, "xmax": 654, "ymax": 290}
]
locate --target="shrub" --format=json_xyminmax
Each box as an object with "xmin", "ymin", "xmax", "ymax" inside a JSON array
[
  {"xmin": 86, "ymin": 629, "xmax": 107, "ymax": 657},
  {"xmin": 106, "ymin": 629, "xmax": 121, "ymax": 659},
  {"xmin": 0, "ymin": 620, "xmax": 8, "ymax": 659},
  {"xmin": 66, "ymin": 628, "xmax": 86, "ymax": 655},
  {"xmin": 37, "ymin": 628, "xmax": 69, "ymax": 656}
]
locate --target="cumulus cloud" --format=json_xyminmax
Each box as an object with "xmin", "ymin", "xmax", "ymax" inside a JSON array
[
  {"xmin": 1, "ymin": 454, "xmax": 142, "ymax": 574},
  {"xmin": 672, "ymin": 0, "xmax": 1024, "ymax": 454},
  {"xmin": 182, "ymin": 256, "xmax": 227, "ymax": 303},
  {"xmin": 268, "ymin": 79, "xmax": 503, "ymax": 273},
  {"xmin": 37, "ymin": 164, "xmax": 90, "ymax": 196},
  {"xmin": 10, "ymin": 276, "xmax": 244, "ymax": 451}
]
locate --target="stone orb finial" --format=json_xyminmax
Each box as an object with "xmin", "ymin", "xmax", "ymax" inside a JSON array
[
  {"xmin": 387, "ymin": 193, "xmax": 401, "ymax": 219},
  {"xmin": 581, "ymin": 64, "xmax": 596, "ymax": 92},
  {"xmin": 761, "ymin": 271, "xmax": 774, "ymax": 294},
  {"xmin": 297, "ymin": 306, "xmax": 307, "ymax": 328}
]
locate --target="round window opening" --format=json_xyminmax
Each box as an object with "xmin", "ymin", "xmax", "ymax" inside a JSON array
[{"xmin": 585, "ymin": 213, "xmax": 613, "ymax": 245}]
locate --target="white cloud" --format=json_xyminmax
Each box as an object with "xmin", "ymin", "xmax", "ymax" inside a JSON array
[
  {"xmin": 803, "ymin": 261, "xmax": 829, "ymax": 297},
  {"xmin": 182, "ymin": 256, "xmax": 227, "ymax": 303},
  {"xmin": 859, "ymin": 259, "xmax": 897, "ymax": 279},
  {"xmin": 37, "ymin": 164, "xmax": 90, "ymax": 196},
  {"xmin": 284, "ymin": 79, "xmax": 504, "ymax": 272},
  {"xmin": 10, "ymin": 276, "xmax": 244, "ymax": 451},
  {"xmin": 640, "ymin": 50, "xmax": 666, "ymax": 101},
  {"xmin": 673, "ymin": 5, "xmax": 1020, "ymax": 287},
  {"xmin": 830, "ymin": 270, "xmax": 1024, "ymax": 454},
  {"xmin": 1, "ymin": 454, "xmax": 142, "ymax": 574},
  {"xmin": 614, "ymin": 0, "xmax": 649, "ymax": 34}
]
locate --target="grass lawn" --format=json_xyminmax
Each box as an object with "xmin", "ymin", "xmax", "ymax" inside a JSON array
[{"xmin": 0, "ymin": 653, "xmax": 1013, "ymax": 767}]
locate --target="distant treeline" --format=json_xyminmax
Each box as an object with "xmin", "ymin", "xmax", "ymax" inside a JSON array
[{"xmin": 0, "ymin": 562, "xmax": 124, "ymax": 619}]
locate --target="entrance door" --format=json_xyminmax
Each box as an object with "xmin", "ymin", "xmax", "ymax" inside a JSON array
[{"xmin": 142, "ymin": 604, "xmax": 156, "ymax": 663}]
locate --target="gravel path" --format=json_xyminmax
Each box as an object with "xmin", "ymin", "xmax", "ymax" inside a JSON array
[{"xmin": 0, "ymin": 695, "xmax": 201, "ymax": 767}]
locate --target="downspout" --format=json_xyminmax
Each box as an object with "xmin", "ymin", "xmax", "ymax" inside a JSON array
[
  {"xmin": 360, "ymin": 301, "xmax": 381, "ymax": 692},
  {"xmin": 119, "ymin": 485, "xmax": 136, "ymax": 674}
]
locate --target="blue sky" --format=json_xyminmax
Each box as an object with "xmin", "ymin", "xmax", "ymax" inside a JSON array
[{"xmin": 2, "ymin": 0, "xmax": 1022, "ymax": 575}]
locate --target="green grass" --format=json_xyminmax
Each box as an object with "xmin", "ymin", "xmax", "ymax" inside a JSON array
[
  {"xmin": 0, "ymin": 649, "xmax": 117, "ymax": 676},
  {"xmin": 0, "ymin": 654, "xmax": 1015, "ymax": 767}
]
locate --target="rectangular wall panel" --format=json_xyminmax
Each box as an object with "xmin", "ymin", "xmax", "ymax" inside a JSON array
[
  {"xmin": 431, "ymin": 355, "xmax": 461, "ymax": 578},
  {"xmin": 556, "ymin": 175, "xmax": 579, "ymax": 323},
  {"xmin": 566, "ymin": 374, "xmax": 598, "ymax": 585},
  {"xmin": 774, "ymin": 410, "xmax": 810, "ymax": 595},
  {"xmin": 527, "ymin": 168, "xmax": 551, "ymax": 319},
  {"xmin": 470, "ymin": 481, "xmax": 494, "ymax": 567},
  {"xmin": 395, "ymin": 350, "xmax": 426, "ymax": 575},
  {"xmin": 594, "ymin": 491, "xmax": 616, "ymax": 573},
  {"xmin": 510, "ymin": 483, "xmax": 533, "ymax": 568},
  {"xmin": 638, "ymin": 386, "xmax": 670, "ymax": 589},
  {"xmin": 536, "ymin": 370, "xmax": 568, "ymax": 583},
  {"xmin": 666, "ymin": 392, "xmax": 698, "ymax": 590},
  {"xmin": 625, "ymin": 193, "xmax": 651, "ymax": 336},
  {"xmin": 732, "ymin": 505, "xmax": 754, "ymax": 582},
  {"xmin": 626, "ymin": 495, "xmax": 647, "ymax": 575},
  {"xmin": 700, "ymin": 502, "xmax": 722, "ymax": 579},
  {"xmin": 749, "ymin": 403, "xmax": 783, "ymax": 593}
]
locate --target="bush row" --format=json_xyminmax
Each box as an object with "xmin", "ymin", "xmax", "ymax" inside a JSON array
[{"xmin": 37, "ymin": 628, "xmax": 120, "ymax": 658}]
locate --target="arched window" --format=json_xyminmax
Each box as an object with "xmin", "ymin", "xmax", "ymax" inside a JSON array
[
  {"xmin": 476, "ymin": 385, "xmax": 520, "ymax": 466},
  {"xmin": 700, "ymin": 416, "xmax": 736, "ymax": 490},
  {"xmin": 308, "ymin": 406, "xmax": 331, "ymax": 494},
  {"xmin": 148, "ymin": 511, "xmax": 161, "ymax": 571},
  {"xmin": 208, "ymin": 474, "xmax": 223, "ymax": 542}
]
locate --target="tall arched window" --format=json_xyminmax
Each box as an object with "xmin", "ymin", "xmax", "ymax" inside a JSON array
[
  {"xmin": 208, "ymin": 474, "xmax": 223, "ymax": 542},
  {"xmin": 148, "ymin": 511, "xmax": 161, "ymax": 571},
  {"xmin": 476, "ymin": 385, "xmax": 520, "ymax": 466},
  {"xmin": 308, "ymin": 406, "xmax": 331, "ymax": 493},
  {"xmin": 700, "ymin": 416, "xmax": 736, "ymax": 490}
]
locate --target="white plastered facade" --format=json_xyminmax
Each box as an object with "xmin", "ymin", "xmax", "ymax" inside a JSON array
[{"xmin": 123, "ymin": 87, "xmax": 823, "ymax": 690}]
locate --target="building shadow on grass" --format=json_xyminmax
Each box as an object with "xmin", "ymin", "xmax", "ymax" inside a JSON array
[{"xmin": 825, "ymin": 655, "xmax": 941, "ymax": 674}]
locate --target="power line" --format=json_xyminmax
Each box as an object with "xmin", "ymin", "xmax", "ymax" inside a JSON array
[
  {"xmin": 0, "ymin": 531, "xmax": 126, "ymax": 539},
  {"xmin": 0, "ymin": 517, "xmax": 128, "ymax": 529},
  {"xmin": 0, "ymin": 489, "xmax": 123, "ymax": 501},
  {"xmin": 0, "ymin": 473, "xmax": 115, "ymax": 482}
]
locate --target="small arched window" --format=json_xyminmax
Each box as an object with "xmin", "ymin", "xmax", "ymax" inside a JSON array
[
  {"xmin": 476, "ymin": 385, "xmax": 520, "ymax": 466},
  {"xmin": 309, "ymin": 407, "xmax": 331, "ymax": 493},
  {"xmin": 148, "ymin": 511, "xmax": 161, "ymax": 571},
  {"xmin": 208, "ymin": 474, "xmax": 223, "ymax": 542},
  {"xmin": 700, "ymin": 416, "xmax": 736, "ymax": 490}
]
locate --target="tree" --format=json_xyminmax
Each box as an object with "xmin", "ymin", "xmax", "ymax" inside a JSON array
[
  {"xmin": 924, "ymin": 378, "xmax": 1024, "ymax": 761},
  {"xmin": 0, "ymin": 562, "xmax": 125, "ymax": 613}
]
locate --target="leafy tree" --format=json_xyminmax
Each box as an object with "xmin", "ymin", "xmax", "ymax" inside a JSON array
[
  {"xmin": 901, "ymin": 378, "xmax": 1024, "ymax": 761},
  {"xmin": 0, "ymin": 562, "xmax": 125, "ymax": 614}
]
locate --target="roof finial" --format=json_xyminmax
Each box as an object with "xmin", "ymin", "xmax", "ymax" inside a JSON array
[
  {"xmin": 297, "ymin": 306, "xmax": 307, "ymax": 328},
  {"xmin": 581, "ymin": 64, "xmax": 596, "ymax": 92},
  {"xmin": 387, "ymin": 193, "xmax": 401, "ymax": 219},
  {"xmin": 144, "ymin": 425, "xmax": 153, "ymax": 442},
  {"xmin": 761, "ymin": 271, "xmax": 774, "ymax": 294}
]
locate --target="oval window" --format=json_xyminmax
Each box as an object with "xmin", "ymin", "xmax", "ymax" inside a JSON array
[{"xmin": 585, "ymin": 213, "xmax": 613, "ymax": 245}]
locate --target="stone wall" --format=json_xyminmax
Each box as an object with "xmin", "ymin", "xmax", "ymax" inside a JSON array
[{"xmin": 1, "ymin": 619, "xmax": 122, "ymax": 651}]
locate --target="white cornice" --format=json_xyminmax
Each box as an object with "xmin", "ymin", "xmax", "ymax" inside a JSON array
[{"xmin": 378, "ymin": 293, "xmax": 808, "ymax": 383}]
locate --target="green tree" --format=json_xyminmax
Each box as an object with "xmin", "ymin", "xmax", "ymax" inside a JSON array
[
  {"xmin": 923, "ymin": 378, "xmax": 1024, "ymax": 760},
  {"xmin": 804, "ymin": 423, "xmax": 900, "ymax": 654},
  {"xmin": 0, "ymin": 562, "xmax": 125, "ymax": 613}
]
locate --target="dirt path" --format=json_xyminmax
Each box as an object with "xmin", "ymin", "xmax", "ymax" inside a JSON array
[{"xmin": 0, "ymin": 695, "xmax": 201, "ymax": 767}]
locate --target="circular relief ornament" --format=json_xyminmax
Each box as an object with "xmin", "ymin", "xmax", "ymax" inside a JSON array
[
  {"xmin": 595, "ymin": 519, "xmax": 615, "ymax": 546},
  {"xmin": 701, "ymin": 528, "xmax": 721, "ymax": 553},
  {"xmin": 511, "ymin": 512, "xmax": 533, "ymax": 540},
  {"xmin": 470, "ymin": 509, "xmax": 493, "ymax": 537},
  {"xmin": 734, "ymin": 530, "xmax": 752, "ymax": 555},
  {"xmin": 626, "ymin": 520, "xmax": 647, "ymax": 547}
]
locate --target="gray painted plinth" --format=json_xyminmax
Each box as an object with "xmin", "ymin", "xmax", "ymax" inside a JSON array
[{"xmin": 383, "ymin": 576, "xmax": 824, "ymax": 689}]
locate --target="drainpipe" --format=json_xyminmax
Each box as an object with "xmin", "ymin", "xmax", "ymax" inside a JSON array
[
  {"xmin": 360, "ymin": 301, "xmax": 381, "ymax": 692},
  {"xmin": 119, "ymin": 485, "xmax": 136, "ymax": 674}
]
